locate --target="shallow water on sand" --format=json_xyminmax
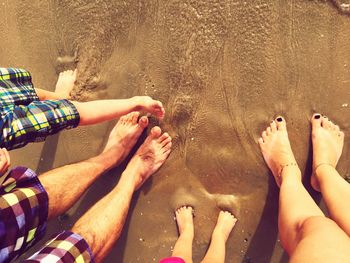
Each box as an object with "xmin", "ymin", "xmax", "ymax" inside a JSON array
[{"xmin": 0, "ymin": 0, "xmax": 349, "ymax": 262}]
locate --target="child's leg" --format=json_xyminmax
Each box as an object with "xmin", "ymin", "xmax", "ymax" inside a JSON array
[
  {"xmin": 310, "ymin": 114, "xmax": 350, "ymax": 235},
  {"xmin": 171, "ymin": 206, "xmax": 194, "ymax": 263},
  {"xmin": 201, "ymin": 211, "xmax": 237, "ymax": 263},
  {"xmin": 71, "ymin": 96, "xmax": 165, "ymax": 125}
]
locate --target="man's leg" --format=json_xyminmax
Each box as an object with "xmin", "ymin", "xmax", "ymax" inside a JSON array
[
  {"xmin": 201, "ymin": 211, "xmax": 237, "ymax": 263},
  {"xmin": 71, "ymin": 126, "xmax": 172, "ymax": 262},
  {"xmin": 310, "ymin": 114, "xmax": 350, "ymax": 236},
  {"xmin": 259, "ymin": 117, "xmax": 350, "ymax": 262},
  {"xmin": 39, "ymin": 112, "xmax": 148, "ymax": 220}
]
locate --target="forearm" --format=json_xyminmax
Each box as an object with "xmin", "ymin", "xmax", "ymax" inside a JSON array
[
  {"xmin": 71, "ymin": 98, "xmax": 138, "ymax": 125},
  {"xmin": 71, "ymin": 172, "xmax": 136, "ymax": 263},
  {"xmin": 35, "ymin": 88, "xmax": 67, "ymax": 100},
  {"xmin": 39, "ymin": 152, "xmax": 116, "ymax": 220}
]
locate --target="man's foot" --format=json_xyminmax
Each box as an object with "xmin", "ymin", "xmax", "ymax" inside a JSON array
[
  {"xmin": 132, "ymin": 96, "xmax": 165, "ymax": 119},
  {"xmin": 258, "ymin": 117, "xmax": 300, "ymax": 187},
  {"xmin": 124, "ymin": 126, "xmax": 172, "ymax": 189},
  {"xmin": 212, "ymin": 211, "xmax": 237, "ymax": 242},
  {"xmin": 175, "ymin": 206, "xmax": 194, "ymax": 238},
  {"xmin": 310, "ymin": 114, "xmax": 345, "ymax": 191},
  {"xmin": 103, "ymin": 112, "xmax": 149, "ymax": 164},
  {"xmin": 55, "ymin": 69, "xmax": 77, "ymax": 99}
]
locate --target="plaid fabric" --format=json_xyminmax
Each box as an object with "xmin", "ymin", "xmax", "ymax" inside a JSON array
[
  {"xmin": 0, "ymin": 100, "xmax": 80, "ymax": 150},
  {"xmin": 24, "ymin": 231, "xmax": 94, "ymax": 263},
  {"xmin": 0, "ymin": 167, "xmax": 48, "ymax": 263},
  {"xmin": 0, "ymin": 68, "xmax": 39, "ymax": 107},
  {"xmin": 0, "ymin": 67, "xmax": 80, "ymax": 150}
]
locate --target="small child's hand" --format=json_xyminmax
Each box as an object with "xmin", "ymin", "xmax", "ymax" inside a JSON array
[
  {"xmin": 0, "ymin": 148, "xmax": 10, "ymax": 176},
  {"xmin": 133, "ymin": 96, "xmax": 165, "ymax": 119}
]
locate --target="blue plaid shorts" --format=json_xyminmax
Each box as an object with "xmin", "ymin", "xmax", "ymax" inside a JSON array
[{"xmin": 0, "ymin": 68, "xmax": 80, "ymax": 150}]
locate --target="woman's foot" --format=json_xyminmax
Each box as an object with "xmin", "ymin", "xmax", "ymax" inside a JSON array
[
  {"xmin": 175, "ymin": 206, "xmax": 195, "ymax": 238},
  {"xmin": 258, "ymin": 117, "xmax": 300, "ymax": 187},
  {"xmin": 123, "ymin": 126, "xmax": 172, "ymax": 189},
  {"xmin": 310, "ymin": 114, "xmax": 345, "ymax": 191},
  {"xmin": 212, "ymin": 211, "xmax": 237, "ymax": 242},
  {"xmin": 55, "ymin": 69, "xmax": 77, "ymax": 99}
]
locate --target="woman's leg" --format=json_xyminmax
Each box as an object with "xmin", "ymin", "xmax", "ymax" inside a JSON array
[
  {"xmin": 171, "ymin": 206, "xmax": 194, "ymax": 263},
  {"xmin": 201, "ymin": 211, "xmax": 237, "ymax": 263},
  {"xmin": 310, "ymin": 114, "xmax": 350, "ymax": 235},
  {"xmin": 259, "ymin": 117, "xmax": 350, "ymax": 262}
]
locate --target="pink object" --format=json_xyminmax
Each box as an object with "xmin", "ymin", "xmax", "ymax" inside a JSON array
[{"xmin": 159, "ymin": 257, "xmax": 186, "ymax": 263}]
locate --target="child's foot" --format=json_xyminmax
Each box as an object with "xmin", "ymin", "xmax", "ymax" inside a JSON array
[
  {"xmin": 132, "ymin": 96, "xmax": 165, "ymax": 119},
  {"xmin": 124, "ymin": 126, "xmax": 172, "ymax": 189},
  {"xmin": 103, "ymin": 112, "xmax": 149, "ymax": 163},
  {"xmin": 212, "ymin": 211, "xmax": 237, "ymax": 242},
  {"xmin": 55, "ymin": 69, "xmax": 77, "ymax": 99},
  {"xmin": 258, "ymin": 117, "xmax": 300, "ymax": 187},
  {"xmin": 310, "ymin": 114, "xmax": 345, "ymax": 191},
  {"xmin": 175, "ymin": 206, "xmax": 195, "ymax": 238}
]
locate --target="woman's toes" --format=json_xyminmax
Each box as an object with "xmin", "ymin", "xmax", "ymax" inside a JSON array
[
  {"xmin": 266, "ymin": 127, "xmax": 272, "ymax": 135},
  {"xmin": 321, "ymin": 116, "xmax": 331, "ymax": 129},
  {"xmin": 262, "ymin": 131, "xmax": 268, "ymax": 141},
  {"xmin": 311, "ymin": 113, "xmax": 322, "ymax": 128},
  {"xmin": 270, "ymin": 121, "xmax": 277, "ymax": 132},
  {"xmin": 258, "ymin": 137, "xmax": 264, "ymax": 146},
  {"xmin": 275, "ymin": 116, "xmax": 286, "ymax": 130}
]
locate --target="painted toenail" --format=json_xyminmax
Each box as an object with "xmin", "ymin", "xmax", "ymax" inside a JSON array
[
  {"xmin": 277, "ymin": 117, "xmax": 283, "ymax": 122},
  {"xmin": 314, "ymin": 114, "xmax": 321, "ymax": 119}
]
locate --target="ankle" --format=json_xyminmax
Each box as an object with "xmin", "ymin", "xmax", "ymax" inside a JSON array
[
  {"xmin": 314, "ymin": 163, "xmax": 336, "ymax": 178},
  {"xmin": 212, "ymin": 228, "xmax": 228, "ymax": 243},
  {"xmin": 280, "ymin": 166, "xmax": 302, "ymax": 185}
]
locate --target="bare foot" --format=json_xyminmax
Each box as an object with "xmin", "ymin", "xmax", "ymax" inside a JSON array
[
  {"xmin": 212, "ymin": 211, "xmax": 237, "ymax": 242},
  {"xmin": 310, "ymin": 114, "xmax": 345, "ymax": 191},
  {"xmin": 175, "ymin": 206, "xmax": 194, "ymax": 237},
  {"xmin": 124, "ymin": 126, "xmax": 172, "ymax": 189},
  {"xmin": 103, "ymin": 112, "xmax": 149, "ymax": 164},
  {"xmin": 55, "ymin": 69, "xmax": 77, "ymax": 99},
  {"xmin": 258, "ymin": 117, "xmax": 300, "ymax": 187},
  {"xmin": 132, "ymin": 96, "xmax": 165, "ymax": 119}
]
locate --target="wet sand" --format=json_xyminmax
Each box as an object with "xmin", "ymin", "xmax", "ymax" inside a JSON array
[{"xmin": 1, "ymin": 0, "xmax": 349, "ymax": 262}]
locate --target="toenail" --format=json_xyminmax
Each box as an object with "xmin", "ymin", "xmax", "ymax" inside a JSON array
[
  {"xmin": 277, "ymin": 117, "xmax": 283, "ymax": 122},
  {"xmin": 314, "ymin": 114, "xmax": 321, "ymax": 119}
]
